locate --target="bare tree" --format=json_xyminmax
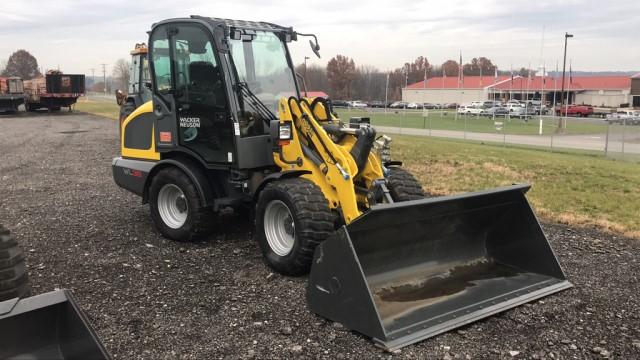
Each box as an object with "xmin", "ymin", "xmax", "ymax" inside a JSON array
[
  {"xmin": 326, "ymin": 55, "xmax": 356, "ymax": 99},
  {"xmin": 112, "ymin": 58, "xmax": 130, "ymax": 91},
  {"xmin": 294, "ymin": 63, "xmax": 330, "ymax": 94},
  {"xmin": 441, "ymin": 60, "xmax": 460, "ymax": 77},
  {"xmin": 462, "ymin": 57, "xmax": 497, "ymax": 76}
]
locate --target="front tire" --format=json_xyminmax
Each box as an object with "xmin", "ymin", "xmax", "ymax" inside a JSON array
[
  {"xmin": 386, "ymin": 167, "xmax": 425, "ymax": 201},
  {"xmin": 149, "ymin": 167, "xmax": 215, "ymax": 242},
  {"xmin": 255, "ymin": 178, "xmax": 334, "ymax": 276}
]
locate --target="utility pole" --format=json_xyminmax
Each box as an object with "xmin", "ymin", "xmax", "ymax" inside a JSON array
[
  {"xmin": 384, "ymin": 72, "xmax": 389, "ymax": 114},
  {"xmin": 89, "ymin": 68, "xmax": 95, "ymax": 93},
  {"xmin": 100, "ymin": 63, "xmax": 108, "ymax": 96},
  {"xmin": 303, "ymin": 56, "xmax": 310, "ymax": 96},
  {"xmin": 558, "ymin": 32, "xmax": 573, "ymax": 131}
]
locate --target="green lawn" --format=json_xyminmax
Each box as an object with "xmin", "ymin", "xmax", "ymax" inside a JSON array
[
  {"xmin": 77, "ymin": 97, "xmax": 639, "ymax": 238},
  {"xmin": 336, "ymin": 109, "xmax": 608, "ymax": 136},
  {"xmin": 393, "ymin": 135, "xmax": 640, "ymax": 238},
  {"xmin": 75, "ymin": 97, "xmax": 120, "ymax": 120}
]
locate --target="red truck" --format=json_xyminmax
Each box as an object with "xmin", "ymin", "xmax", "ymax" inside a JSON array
[{"xmin": 556, "ymin": 104, "xmax": 594, "ymax": 117}]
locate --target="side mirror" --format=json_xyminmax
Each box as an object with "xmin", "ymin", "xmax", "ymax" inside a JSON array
[
  {"xmin": 309, "ymin": 40, "xmax": 321, "ymax": 59},
  {"xmin": 115, "ymin": 89, "xmax": 126, "ymax": 106},
  {"xmin": 296, "ymin": 32, "xmax": 322, "ymax": 59}
]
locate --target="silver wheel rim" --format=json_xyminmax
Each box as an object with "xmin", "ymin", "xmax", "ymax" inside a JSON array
[
  {"xmin": 264, "ymin": 200, "xmax": 295, "ymax": 256},
  {"xmin": 157, "ymin": 184, "xmax": 188, "ymax": 229}
]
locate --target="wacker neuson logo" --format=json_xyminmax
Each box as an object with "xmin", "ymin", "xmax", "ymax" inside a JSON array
[{"xmin": 180, "ymin": 117, "xmax": 201, "ymax": 128}]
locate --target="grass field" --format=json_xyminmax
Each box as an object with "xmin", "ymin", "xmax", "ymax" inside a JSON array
[
  {"xmin": 75, "ymin": 96, "xmax": 120, "ymax": 119},
  {"xmin": 336, "ymin": 108, "xmax": 608, "ymax": 136},
  {"xmin": 393, "ymin": 135, "xmax": 640, "ymax": 238},
  {"xmin": 77, "ymin": 96, "xmax": 639, "ymax": 238}
]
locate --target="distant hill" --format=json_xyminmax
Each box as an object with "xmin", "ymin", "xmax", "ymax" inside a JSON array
[{"xmin": 547, "ymin": 71, "xmax": 639, "ymax": 77}]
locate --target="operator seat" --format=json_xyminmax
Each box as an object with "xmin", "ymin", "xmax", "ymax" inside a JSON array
[{"xmin": 188, "ymin": 61, "xmax": 224, "ymax": 108}]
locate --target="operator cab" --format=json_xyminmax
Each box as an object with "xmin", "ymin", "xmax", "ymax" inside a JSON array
[{"xmin": 147, "ymin": 17, "xmax": 306, "ymax": 168}]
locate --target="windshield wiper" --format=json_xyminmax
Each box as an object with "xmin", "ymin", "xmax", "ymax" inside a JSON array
[{"xmin": 237, "ymin": 82, "xmax": 276, "ymax": 120}]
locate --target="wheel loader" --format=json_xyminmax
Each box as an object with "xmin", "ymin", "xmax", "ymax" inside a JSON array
[
  {"xmin": 112, "ymin": 16, "xmax": 572, "ymax": 350},
  {"xmin": 115, "ymin": 43, "xmax": 152, "ymax": 124}
]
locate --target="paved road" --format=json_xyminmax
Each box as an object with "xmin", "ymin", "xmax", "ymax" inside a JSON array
[{"xmin": 377, "ymin": 125, "xmax": 640, "ymax": 154}]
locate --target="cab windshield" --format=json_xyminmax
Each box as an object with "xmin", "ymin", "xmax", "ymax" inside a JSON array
[{"xmin": 228, "ymin": 31, "xmax": 298, "ymax": 120}]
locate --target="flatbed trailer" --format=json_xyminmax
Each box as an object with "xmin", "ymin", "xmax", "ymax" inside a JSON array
[{"xmin": 24, "ymin": 73, "xmax": 85, "ymax": 112}]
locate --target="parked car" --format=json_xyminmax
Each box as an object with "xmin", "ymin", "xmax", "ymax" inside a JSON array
[
  {"xmin": 368, "ymin": 100, "xmax": 385, "ymax": 108},
  {"xmin": 457, "ymin": 105, "xmax": 470, "ymax": 114},
  {"xmin": 483, "ymin": 100, "xmax": 502, "ymax": 109},
  {"xmin": 422, "ymin": 103, "xmax": 436, "ymax": 109},
  {"xmin": 510, "ymin": 105, "xmax": 536, "ymax": 119},
  {"xmin": 556, "ymin": 104, "xmax": 594, "ymax": 117},
  {"xmin": 458, "ymin": 105, "xmax": 482, "ymax": 115},
  {"xmin": 444, "ymin": 103, "xmax": 458, "ymax": 109},
  {"xmin": 331, "ymin": 100, "xmax": 349, "ymax": 108},
  {"xmin": 606, "ymin": 110, "xmax": 640, "ymax": 125},
  {"xmin": 470, "ymin": 101, "xmax": 484, "ymax": 108},
  {"xmin": 506, "ymin": 103, "xmax": 523, "ymax": 111},
  {"xmin": 390, "ymin": 101, "xmax": 408, "ymax": 108},
  {"xmin": 348, "ymin": 100, "xmax": 368, "ymax": 108},
  {"xmin": 406, "ymin": 102, "xmax": 421, "ymax": 109},
  {"xmin": 482, "ymin": 106, "xmax": 509, "ymax": 117}
]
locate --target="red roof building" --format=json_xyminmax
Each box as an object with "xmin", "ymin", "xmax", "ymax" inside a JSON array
[
  {"xmin": 406, "ymin": 76, "xmax": 511, "ymax": 90},
  {"xmin": 301, "ymin": 91, "xmax": 329, "ymax": 98},
  {"xmin": 403, "ymin": 75, "xmax": 635, "ymax": 108}
]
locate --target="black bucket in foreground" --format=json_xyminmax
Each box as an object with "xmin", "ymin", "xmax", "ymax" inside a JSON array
[
  {"xmin": 0, "ymin": 290, "xmax": 110, "ymax": 360},
  {"xmin": 307, "ymin": 184, "xmax": 572, "ymax": 351}
]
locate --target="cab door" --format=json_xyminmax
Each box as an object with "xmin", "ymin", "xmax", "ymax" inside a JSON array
[{"xmin": 149, "ymin": 23, "xmax": 235, "ymax": 164}]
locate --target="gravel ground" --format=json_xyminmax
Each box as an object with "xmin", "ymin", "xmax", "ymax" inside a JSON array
[{"xmin": 0, "ymin": 112, "xmax": 639, "ymax": 359}]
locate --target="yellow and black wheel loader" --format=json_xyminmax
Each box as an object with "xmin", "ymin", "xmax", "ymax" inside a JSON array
[
  {"xmin": 112, "ymin": 16, "xmax": 572, "ymax": 350},
  {"xmin": 115, "ymin": 43, "xmax": 152, "ymax": 125}
]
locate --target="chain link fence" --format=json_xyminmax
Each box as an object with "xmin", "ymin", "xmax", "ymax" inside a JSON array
[{"xmin": 338, "ymin": 107, "xmax": 640, "ymax": 162}]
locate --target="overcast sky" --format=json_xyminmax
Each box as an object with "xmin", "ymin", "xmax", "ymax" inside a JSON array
[{"xmin": 1, "ymin": 0, "xmax": 638, "ymax": 76}]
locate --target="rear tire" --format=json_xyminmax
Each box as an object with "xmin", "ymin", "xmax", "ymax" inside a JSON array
[
  {"xmin": 255, "ymin": 178, "xmax": 334, "ymax": 276},
  {"xmin": 0, "ymin": 224, "xmax": 30, "ymax": 301},
  {"xmin": 386, "ymin": 167, "xmax": 425, "ymax": 201},
  {"xmin": 149, "ymin": 167, "xmax": 215, "ymax": 242}
]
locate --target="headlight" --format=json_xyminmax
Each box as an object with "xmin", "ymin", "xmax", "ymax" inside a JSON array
[{"xmin": 279, "ymin": 123, "xmax": 292, "ymax": 140}]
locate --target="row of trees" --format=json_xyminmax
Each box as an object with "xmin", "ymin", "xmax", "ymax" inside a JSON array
[{"xmin": 300, "ymin": 55, "xmax": 537, "ymax": 101}]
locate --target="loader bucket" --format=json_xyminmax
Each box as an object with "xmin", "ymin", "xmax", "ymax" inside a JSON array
[
  {"xmin": 307, "ymin": 184, "xmax": 572, "ymax": 351},
  {"xmin": 0, "ymin": 290, "xmax": 110, "ymax": 360}
]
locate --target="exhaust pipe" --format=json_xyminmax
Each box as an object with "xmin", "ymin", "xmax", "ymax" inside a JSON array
[{"xmin": 307, "ymin": 184, "xmax": 572, "ymax": 351}]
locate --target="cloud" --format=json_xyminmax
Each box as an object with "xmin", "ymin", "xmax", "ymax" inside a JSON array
[{"xmin": 0, "ymin": 0, "xmax": 638, "ymax": 74}]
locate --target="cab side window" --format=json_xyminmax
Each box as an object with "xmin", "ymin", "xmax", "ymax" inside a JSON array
[{"xmin": 150, "ymin": 29, "xmax": 172, "ymax": 97}]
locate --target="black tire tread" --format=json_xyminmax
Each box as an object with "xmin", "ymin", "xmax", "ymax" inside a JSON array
[
  {"xmin": 386, "ymin": 167, "xmax": 425, "ymax": 201},
  {"xmin": 257, "ymin": 178, "xmax": 334, "ymax": 276},
  {"xmin": 0, "ymin": 224, "xmax": 30, "ymax": 300},
  {"xmin": 149, "ymin": 167, "xmax": 215, "ymax": 242}
]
